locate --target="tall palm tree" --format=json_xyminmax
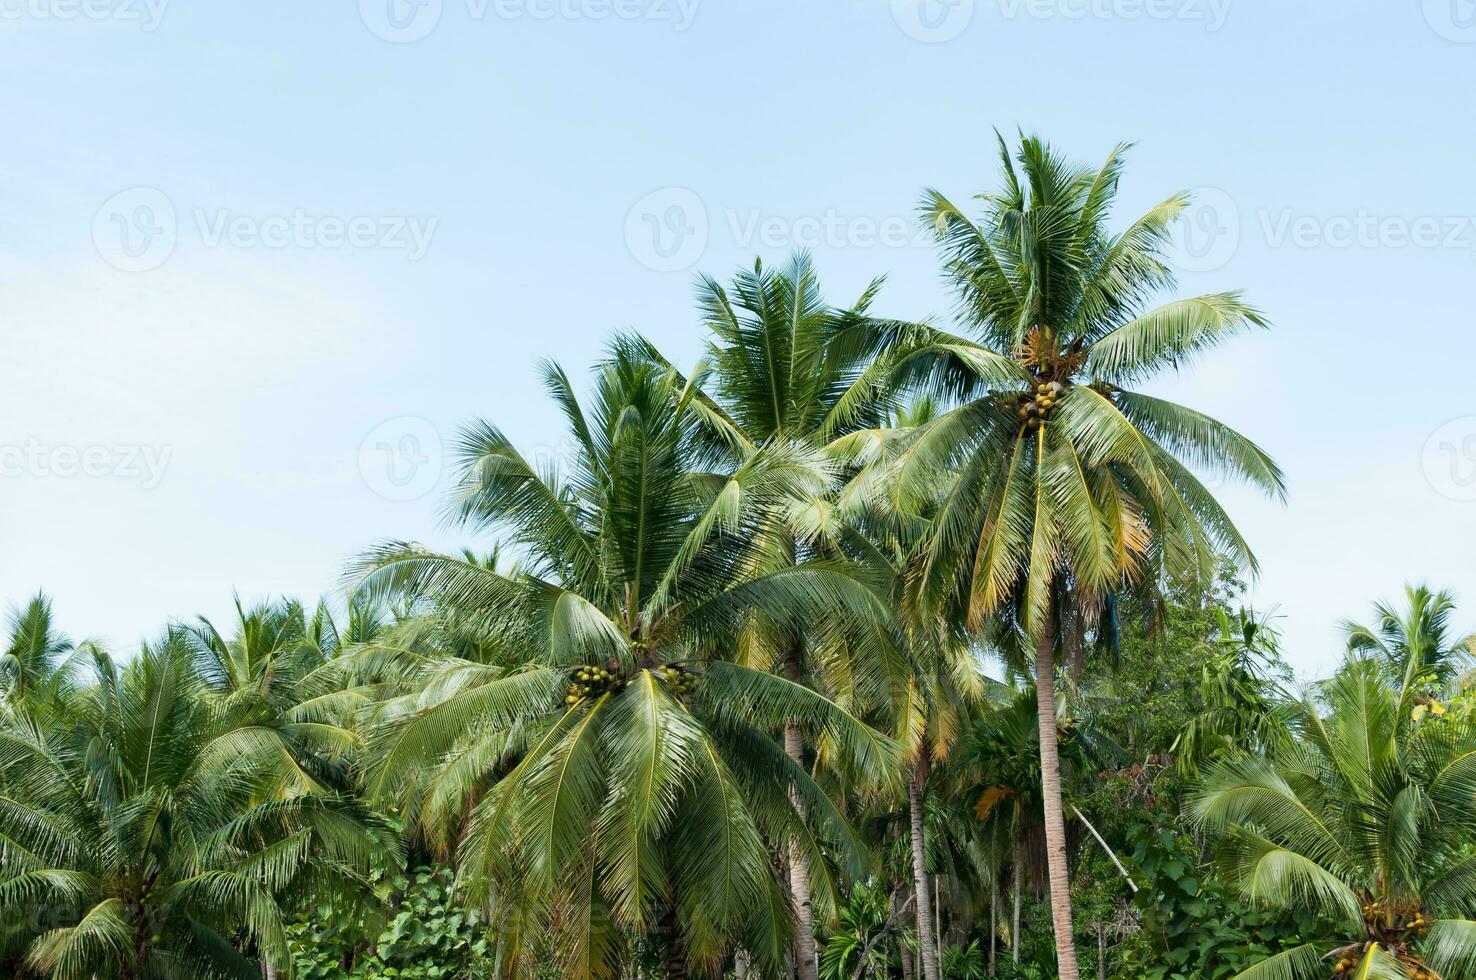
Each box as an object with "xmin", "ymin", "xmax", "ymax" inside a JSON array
[
  {"xmin": 351, "ymin": 342, "xmax": 900, "ymax": 979},
  {"xmin": 1342, "ymin": 584, "xmax": 1475, "ymax": 698},
  {"xmin": 851, "ymin": 135, "xmax": 1285, "ymax": 976},
  {"xmin": 637, "ymin": 252, "xmax": 924, "ymax": 980},
  {"xmin": 1192, "ymin": 659, "xmax": 1476, "ymax": 980},
  {"xmin": 0, "ymin": 633, "xmax": 395, "ymax": 979},
  {"xmin": 835, "ymin": 397, "xmax": 985, "ymax": 980}
]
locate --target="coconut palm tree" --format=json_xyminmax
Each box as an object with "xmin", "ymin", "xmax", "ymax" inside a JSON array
[
  {"xmin": 0, "ymin": 632, "xmax": 395, "ymax": 979},
  {"xmin": 833, "ymin": 397, "xmax": 986, "ymax": 980},
  {"xmin": 1192, "ymin": 658, "xmax": 1476, "ymax": 980},
  {"xmin": 0, "ymin": 593, "xmax": 73, "ymax": 712},
  {"xmin": 350, "ymin": 341, "xmax": 900, "ymax": 979},
  {"xmin": 849, "ymin": 135, "xmax": 1285, "ymax": 977},
  {"xmin": 182, "ymin": 596, "xmax": 366, "ymax": 796},
  {"xmin": 632, "ymin": 252, "xmax": 928, "ymax": 980},
  {"xmin": 1342, "ymin": 585, "xmax": 1475, "ymax": 699}
]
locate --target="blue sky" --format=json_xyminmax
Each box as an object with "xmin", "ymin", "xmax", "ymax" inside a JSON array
[{"xmin": 3, "ymin": 0, "xmax": 1475, "ymax": 679}]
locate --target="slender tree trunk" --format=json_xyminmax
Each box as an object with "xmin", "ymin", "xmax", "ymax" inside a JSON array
[
  {"xmin": 908, "ymin": 755, "xmax": 942, "ymax": 980},
  {"xmin": 899, "ymin": 886, "xmax": 915, "ymax": 980},
  {"xmin": 1034, "ymin": 615, "xmax": 1080, "ymax": 979},
  {"xmin": 663, "ymin": 903, "xmax": 687, "ymax": 980},
  {"xmin": 262, "ymin": 960, "xmax": 278, "ymax": 980},
  {"xmin": 1097, "ymin": 926, "xmax": 1107, "ymax": 980},
  {"xmin": 782, "ymin": 648, "xmax": 820, "ymax": 980},
  {"xmin": 988, "ymin": 868, "xmax": 998, "ymax": 976},
  {"xmin": 900, "ymin": 943, "xmax": 915, "ymax": 980},
  {"xmin": 1011, "ymin": 825, "xmax": 1023, "ymax": 966}
]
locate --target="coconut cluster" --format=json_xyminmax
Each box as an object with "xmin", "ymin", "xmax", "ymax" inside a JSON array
[
  {"xmin": 658, "ymin": 664, "xmax": 698, "ymax": 697},
  {"xmin": 566, "ymin": 664, "xmax": 621, "ymax": 704},
  {"xmin": 1411, "ymin": 694, "xmax": 1447, "ymax": 722},
  {"xmin": 1016, "ymin": 380, "xmax": 1067, "ymax": 431}
]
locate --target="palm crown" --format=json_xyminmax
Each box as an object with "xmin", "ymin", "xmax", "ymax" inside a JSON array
[
  {"xmin": 350, "ymin": 342, "xmax": 900, "ymax": 979},
  {"xmin": 1192, "ymin": 660, "xmax": 1476, "ymax": 980},
  {"xmin": 1343, "ymin": 585, "xmax": 1476, "ymax": 698},
  {"xmin": 865, "ymin": 134, "xmax": 1286, "ymax": 634}
]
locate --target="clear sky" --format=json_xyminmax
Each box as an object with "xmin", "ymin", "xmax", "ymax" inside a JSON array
[{"xmin": 3, "ymin": 0, "xmax": 1474, "ymax": 680}]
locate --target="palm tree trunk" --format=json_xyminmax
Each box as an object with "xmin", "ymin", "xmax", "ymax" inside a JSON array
[
  {"xmin": 735, "ymin": 949, "xmax": 752, "ymax": 979},
  {"xmin": 1011, "ymin": 825, "xmax": 1023, "ymax": 966},
  {"xmin": 784, "ymin": 717, "xmax": 820, "ymax": 980},
  {"xmin": 898, "ymin": 887, "xmax": 915, "ymax": 980},
  {"xmin": 900, "ymin": 945, "xmax": 915, "ymax": 980},
  {"xmin": 988, "ymin": 867, "xmax": 998, "ymax": 976},
  {"xmin": 1097, "ymin": 925, "xmax": 1107, "ymax": 980},
  {"xmin": 663, "ymin": 902, "xmax": 687, "ymax": 980},
  {"xmin": 783, "ymin": 648, "xmax": 820, "ymax": 980},
  {"xmin": 908, "ymin": 755, "xmax": 942, "ymax": 980},
  {"xmin": 1035, "ymin": 618, "xmax": 1080, "ymax": 979}
]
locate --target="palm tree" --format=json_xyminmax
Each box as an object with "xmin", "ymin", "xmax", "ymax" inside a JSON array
[
  {"xmin": 853, "ymin": 134, "xmax": 1285, "ymax": 977},
  {"xmin": 636, "ymin": 251, "xmax": 925, "ymax": 980},
  {"xmin": 1342, "ymin": 584, "xmax": 1475, "ymax": 698},
  {"xmin": 351, "ymin": 342, "xmax": 900, "ymax": 979},
  {"xmin": 1171, "ymin": 607, "xmax": 1293, "ymax": 778},
  {"xmin": 0, "ymin": 632, "xmax": 395, "ymax": 979},
  {"xmin": 183, "ymin": 596, "xmax": 365, "ymax": 796},
  {"xmin": 1192, "ymin": 659, "xmax": 1476, "ymax": 980},
  {"xmin": 835, "ymin": 398, "xmax": 984, "ymax": 980},
  {"xmin": 0, "ymin": 593, "xmax": 74, "ymax": 712}
]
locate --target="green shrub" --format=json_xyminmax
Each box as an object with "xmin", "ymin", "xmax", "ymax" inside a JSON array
[{"xmin": 288, "ymin": 866, "xmax": 493, "ymax": 980}]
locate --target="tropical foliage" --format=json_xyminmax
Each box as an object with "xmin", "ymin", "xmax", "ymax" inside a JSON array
[{"xmin": 3, "ymin": 134, "xmax": 1467, "ymax": 980}]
